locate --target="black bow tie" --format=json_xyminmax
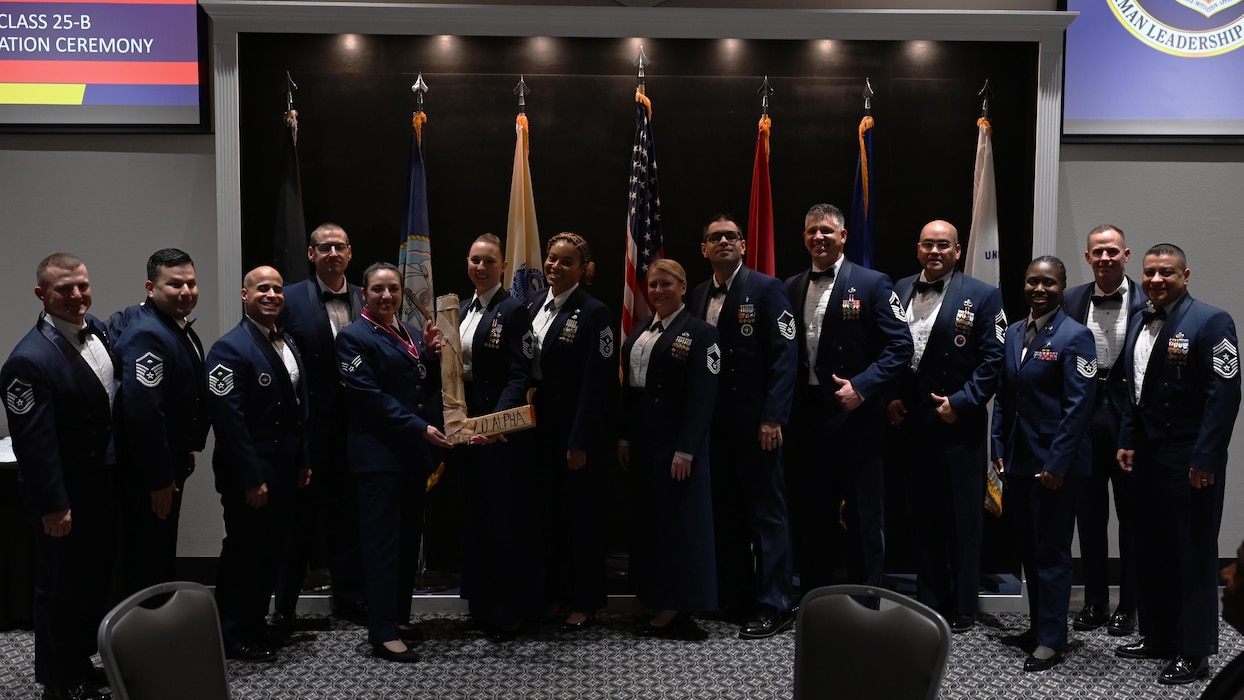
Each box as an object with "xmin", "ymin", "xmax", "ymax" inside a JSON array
[
  {"xmin": 467, "ymin": 298, "xmax": 483, "ymax": 313},
  {"xmin": 323, "ymin": 291, "xmax": 350, "ymax": 304},
  {"xmin": 914, "ymin": 279, "xmax": 945, "ymax": 294},
  {"xmin": 1142, "ymin": 307, "xmax": 1167, "ymax": 325},
  {"xmin": 268, "ymin": 329, "xmax": 284, "ymax": 343},
  {"xmin": 649, "ymin": 321, "xmax": 664, "ymax": 334},
  {"xmin": 809, "ymin": 268, "xmax": 834, "ymax": 282},
  {"xmin": 1091, "ymin": 291, "xmax": 1123, "ymax": 305},
  {"xmin": 710, "ymin": 283, "xmax": 728, "ymax": 297},
  {"xmin": 543, "ymin": 299, "xmax": 557, "ymax": 313},
  {"xmin": 78, "ymin": 325, "xmax": 101, "ymax": 344}
]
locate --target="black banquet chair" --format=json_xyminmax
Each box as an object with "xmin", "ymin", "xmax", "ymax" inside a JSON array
[
  {"xmin": 97, "ymin": 581, "xmax": 231, "ymax": 700},
  {"xmin": 793, "ymin": 584, "xmax": 951, "ymax": 700}
]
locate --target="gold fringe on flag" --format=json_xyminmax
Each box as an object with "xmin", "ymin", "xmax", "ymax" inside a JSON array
[
  {"xmin": 413, "ymin": 110, "xmax": 428, "ymax": 147},
  {"xmin": 758, "ymin": 115, "xmax": 771, "ymax": 160},
  {"xmin": 857, "ymin": 115, "xmax": 874, "ymax": 216}
]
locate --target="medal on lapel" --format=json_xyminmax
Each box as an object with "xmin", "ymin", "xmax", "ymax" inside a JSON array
[
  {"xmin": 485, "ymin": 318, "xmax": 503, "ymax": 350},
  {"xmin": 1168, "ymin": 332, "xmax": 1190, "ymax": 378},
  {"xmin": 954, "ymin": 299, "xmax": 974, "ymax": 347},
  {"xmin": 842, "ymin": 288, "xmax": 861, "ymax": 321},
  {"xmin": 738, "ymin": 302, "xmax": 756, "ymax": 337},
  {"xmin": 558, "ymin": 310, "xmax": 580, "ymax": 343},
  {"xmin": 670, "ymin": 332, "xmax": 693, "ymax": 361}
]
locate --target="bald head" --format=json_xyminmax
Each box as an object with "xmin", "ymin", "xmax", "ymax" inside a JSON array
[
  {"xmin": 917, "ymin": 219, "xmax": 961, "ymax": 279},
  {"xmin": 241, "ymin": 266, "xmax": 284, "ymax": 328}
]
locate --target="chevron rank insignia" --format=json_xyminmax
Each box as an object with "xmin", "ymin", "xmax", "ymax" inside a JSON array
[
  {"xmin": 777, "ymin": 310, "xmax": 797, "ymax": 340},
  {"xmin": 5, "ymin": 378, "xmax": 34, "ymax": 415},
  {"xmin": 135, "ymin": 351, "xmax": 164, "ymax": 388},
  {"xmin": 1076, "ymin": 355, "xmax": 1098, "ymax": 379},
  {"xmin": 889, "ymin": 291, "xmax": 906, "ymax": 322},
  {"xmin": 995, "ymin": 310, "xmax": 1007, "ymax": 343},
  {"xmin": 706, "ymin": 342, "xmax": 722, "ymax": 375},
  {"xmin": 340, "ymin": 355, "xmax": 362, "ymax": 375},
  {"xmin": 208, "ymin": 364, "xmax": 235, "ymax": 397},
  {"xmin": 521, "ymin": 330, "xmax": 535, "ymax": 359},
  {"xmin": 1213, "ymin": 338, "xmax": 1239, "ymax": 379},
  {"xmin": 599, "ymin": 327, "xmax": 614, "ymax": 358}
]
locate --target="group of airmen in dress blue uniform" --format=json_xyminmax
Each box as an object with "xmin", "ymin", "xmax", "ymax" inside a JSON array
[{"xmin": 4, "ymin": 207, "xmax": 1241, "ymax": 697}]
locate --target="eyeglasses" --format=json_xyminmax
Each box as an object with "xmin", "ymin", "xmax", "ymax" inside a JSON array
[
  {"xmin": 314, "ymin": 243, "xmax": 349, "ymax": 254},
  {"xmin": 918, "ymin": 241, "xmax": 954, "ymax": 251},
  {"xmin": 706, "ymin": 230, "xmax": 742, "ymax": 243}
]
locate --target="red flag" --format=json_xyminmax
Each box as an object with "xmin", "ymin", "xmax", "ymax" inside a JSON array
[{"xmin": 746, "ymin": 116, "xmax": 775, "ymax": 277}]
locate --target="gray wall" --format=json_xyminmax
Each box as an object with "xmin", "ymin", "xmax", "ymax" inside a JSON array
[{"xmin": 0, "ymin": 134, "xmax": 226, "ymax": 556}]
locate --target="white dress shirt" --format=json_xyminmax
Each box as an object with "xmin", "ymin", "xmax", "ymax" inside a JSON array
[
  {"xmin": 50, "ymin": 314, "xmax": 115, "ymax": 408},
  {"xmin": 461, "ymin": 284, "xmax": 501, "ymax": 382},
  {"xmin": 906, "ymin": 271, "xmax": 952, "ymax": 371},
  {"xmin": 531, "ymin": 283, "xmax": 579, "ymax": 381},
  {"xmin": 804, "ymin": 256, "xmax": 845, "ymax": 385},
  {"xmin": 705, "ymin": 263, "xmax": 742, "ymax": 328}
]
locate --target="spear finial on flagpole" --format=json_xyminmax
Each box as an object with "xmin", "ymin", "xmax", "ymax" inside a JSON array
[
  {"xmin": 412, "ymin": 72, "xmax": 429, "ymax": 115},
  {"xmin": 861, "ymin": 77, "xmax": 874, "ymax": 116},
  {"xmin": 978, "ymin": 78, "xmax": 994, "ymax": 120},
  {"xmin": 757, "ymin": 76, "xmax": 774, "ymax": 118},
  {"xmin": 634, "ymin": 45, "xmax": 649, "ymax": 93},
  {"xmin": 513, "ymin": 75, "xmax": 530, "ymax": 114},
  {"xmin": 284, "ymin": 71, "xmax": 299, "ymax": 142}
]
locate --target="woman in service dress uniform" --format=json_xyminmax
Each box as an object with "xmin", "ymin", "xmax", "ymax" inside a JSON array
[
  {"xmin": 992, "ymin": 256, "xmax": 1096, "ymax": 672},
  {"xmin": 335, "ymin": 262, "xmax": 453, "ymax": 662},
  {"xmin": 527, "ymin": 232, "xmax": 616, "ymax": 632},
  {"xmin": 455, "ymin": 234, "xmax": 541, "ymax": 641},
  {"xmin": 618, "ymin": 258, "xmax": 720, "ymax": 641}
]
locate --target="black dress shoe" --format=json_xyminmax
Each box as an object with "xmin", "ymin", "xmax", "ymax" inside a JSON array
[
  {"xmin": 1159, "ymin": 656, "xmax": 1209, "ymax": 685},
  {"xmin": 1072, "ymin": 603, "xmax": 1110, "ymax": 631},
  {"xmin": 1115, "ymin": 639, "xmax": 1176, "ymax": 660},
  {"xmin": 1107, "ymin": 609, "xmax": 1137, "ymax": 636},
  {"xmin": 739, "ymin": 607, "xmax": 795, "ymax": 639},
  {"xmin": 948, "ymin": 614, "xmax": 977, "ymax": 634},
  {"xmin": 557, "ymin": 613, "xmax": 595, "ymax": 634},
  {"xmin": 42, "ymin": 682, "xmax": 110, "ymax": 700},
  {"xmin": 225, "ymin": 644, "xmax": 277, "ymax": 662},
  {"xmin": 372, "ymin": 643, "xmax": 421, "ymax": 663},
  {"xmin": 999, "ymin": 629, "xmax": 1038, "ymax": 653},
  {"xmin": 1023, "ymin": 651, "xmax": 1065, "ymax": 672}
]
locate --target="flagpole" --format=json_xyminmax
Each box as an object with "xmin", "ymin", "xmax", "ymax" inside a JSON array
[
  {"xmin": 399, "ymin": 73, "xmax": 435, "ymax": 328},
  {"xmin": 274, "ymin": 71, "xmax": 309, "ymax": 284},
  {"xmin": 506, "ymin": 75, "xmax": 544, "ymax": 305},
  {"xmin": 622, "ymin": 46, "xmax": 662, "ymax": 340},
  {"xmin": 847, "ymin": 78, "xmax": 875, "ymax": 269}
]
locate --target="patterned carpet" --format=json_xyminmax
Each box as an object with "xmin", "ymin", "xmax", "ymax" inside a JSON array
[{"xmin": 2, "ymin": 601, "xmax": 1243, "ymax": 699}]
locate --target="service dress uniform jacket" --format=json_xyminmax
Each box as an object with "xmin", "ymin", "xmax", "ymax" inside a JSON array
[
  {"xmin": 1119, "ymin": 292, "xmax": 1241, "ymax": 657},
  {"xmin": 527, "ymin": 286, "xmax": 616, "ymax": 613},
  {"xmin": 687, "ymin": 265, "xmax": 797, "ymax": 612},
  {"xmin": 992, "ymin": 307, "xmax": 1096, "ymax": 652},
  {"xmin": 113, "ymin": 301, "xmax": 208, "ymax": 594},
  {"xmin": 336, "ymin": 314, "xmax": 443, "ymax": 645},
  {"xmin": 783, "ymin": 259, "xmax": 913, "ymax": 592},
  {"xmin": 273, "ymin": 278, "xmax": 366, "ymax": 615},
  {"xmin": 620, "ymin": 310, "xmax": 720, "ymax": 612},
  {"xmin": 205, "ymin": 319, "xmax": 309, "ymax": 653},
  {"xmin": 1, "ymin": 313, "xmax": 118, "ymax": 690},
  {"xmin": 456, "ymin": 290, "xmax": 541, "ymax": 630},
  {"xmin": 1063, "ymin": 277, "xmax": 1146, "ymax": 616},
  {"xmin": 891, "ymin": 271, "xmax": 1005, "ymax": 617}
]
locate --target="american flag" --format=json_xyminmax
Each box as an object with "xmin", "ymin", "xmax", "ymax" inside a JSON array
[{"xmin": 622, "ymin": 90, "xmax": 662, "ymax": 338}]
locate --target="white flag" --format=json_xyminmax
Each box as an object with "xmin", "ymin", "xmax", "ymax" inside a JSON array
[
  {"xmin": 506, "ymin": 114, "xmax": 544, "ymax": 305},
  {"xmin": 965, "ymin": 118, "xmax": 999, "ymax": 287}
]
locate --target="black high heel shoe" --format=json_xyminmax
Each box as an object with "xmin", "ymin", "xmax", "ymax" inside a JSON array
[
  {"xmin": 372, "ymin": 642, "xmax": 421, "ymax": 663},
  {"xmin": 557, "ymin": 612, "xmax": 596, "ymax": 633}
]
